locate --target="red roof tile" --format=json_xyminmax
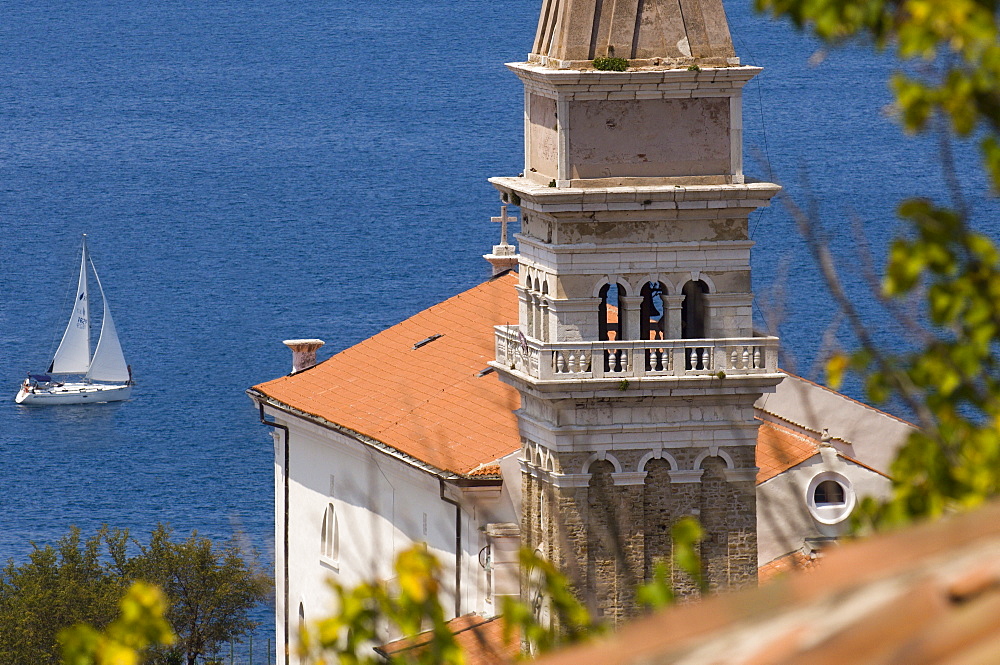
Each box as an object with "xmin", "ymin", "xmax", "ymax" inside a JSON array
[
  {"xmin": 252, "ymin": 273, "xmax": 522, "ymax": 476},
  {"xmin": 755, "ymin": 420, "xmax": 819, "ymax": 483},
  {"xmin": 531, "ymin": 501, "xmax": 1000, "ymax": 665},
  {"xmin": 757, "ymin": 550, "xmax": 820, "ymax": 584},
  {"xmin": 469, "ymin": 464, "xmax": 503, "ymax": 477}
]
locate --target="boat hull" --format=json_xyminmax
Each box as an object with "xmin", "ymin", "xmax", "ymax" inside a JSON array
[{"xmin": 15, "ymin": 383, "xmax": 132, "ymax": 405}]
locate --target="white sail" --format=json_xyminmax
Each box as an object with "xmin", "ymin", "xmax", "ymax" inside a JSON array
[
  {"xmin": 86, "ymin": 261, "xmax": 129, "ymax": 383},
  {"xmin": 49, "ymin": 238, "xmax": 91, "ymax": 375}
]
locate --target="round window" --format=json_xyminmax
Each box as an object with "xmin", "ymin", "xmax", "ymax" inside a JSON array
[{"xmin": 805, "ymin": 472, "xmax": 855, "ymax": 524}]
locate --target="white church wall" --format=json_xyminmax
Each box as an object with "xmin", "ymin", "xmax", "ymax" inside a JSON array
[
  {"xmin": 268, "ymin": 405, "xmax": 521, "ymax": 664},
  {"xmin": 756, "ymin": 449, "xmax": 891, "ymax": 566}
]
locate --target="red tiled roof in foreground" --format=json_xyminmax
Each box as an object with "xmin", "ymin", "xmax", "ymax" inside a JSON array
[
  {"xmin": 252, "ymin": 272, "xmax": 521, "ymax": 476},
  {"xmin": 376, "ymin": 614, "xmax": 519, "ymax": 665},
  {"xmin": 532, "ymin": 501, "xmax": 1000, "ymax": 665}
]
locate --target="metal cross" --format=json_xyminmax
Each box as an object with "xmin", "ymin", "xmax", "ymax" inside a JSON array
[{"xmin": 491, "ymin": 205, "xmax": 517, "ymax": 245}]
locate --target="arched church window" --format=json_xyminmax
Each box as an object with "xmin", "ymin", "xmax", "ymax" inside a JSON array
[
  {"xmin": 681, "ymin": 280, "xmax": 709, "ymax": 339},
  {"xmin": 806, "ymin": 472, "xmax": 855, "ymax": 525},
  {"xmin": 814, "ymin": 480, "xmax": 846, "ymax": 506},
  {"xmin": 321, "ymin": 503, "xmax": 339, "ymax": 563}
]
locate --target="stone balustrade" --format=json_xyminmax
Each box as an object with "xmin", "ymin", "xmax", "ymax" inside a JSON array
[{"xmin": 494, "ymin": 325, "xmax": 779, "ymax": 382}]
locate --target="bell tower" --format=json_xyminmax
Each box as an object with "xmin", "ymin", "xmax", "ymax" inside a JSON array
[{"xmin": 491, "ymin": 0, "xmax": 782, "ymax": 623}]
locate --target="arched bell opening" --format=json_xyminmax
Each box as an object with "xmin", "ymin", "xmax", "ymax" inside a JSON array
[
  {"xmin": 598, "ymin": 282, "xmax": 626, "ymax": 341},
  {"xmin": 599, "ymin": 282, "xmax": 628, "ymax": 373},
  {"xmin": 681, "ymin": 280, "xmax": 709, "ymax": 339},
  {"xmin": 681, "ymin": 280, "xmax": 710, "ymax": 370},
  {"xmin": 541, "ymin": 281, "xmax": 550, "ymax": 342},
  {"xmin": 640, "ymin": 281, "xmax": 665, "ymax": 341},
  {"xmin": 642, "ymin": 281, "xmax": 667, "ymax": 372}
]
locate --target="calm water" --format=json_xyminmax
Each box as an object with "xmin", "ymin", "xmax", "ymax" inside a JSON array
[{"xmin": 0, "ymin": 0, "xmax": 995, "ymax": 653}]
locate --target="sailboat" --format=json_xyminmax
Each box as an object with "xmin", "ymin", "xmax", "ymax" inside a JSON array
[{"xmin": 15, "ymin": 235, "xmax": 133, "ymax": 405}]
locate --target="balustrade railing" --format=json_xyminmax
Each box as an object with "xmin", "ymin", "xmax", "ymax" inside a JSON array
[{"xmin": 494, "ymin": 326, "xmax": 778, "ymax": 381}]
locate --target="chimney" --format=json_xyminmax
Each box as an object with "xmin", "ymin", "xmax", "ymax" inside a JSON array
[{"xmin": 283, "ymin": 339, "xmax": 325, "ymax": 374}]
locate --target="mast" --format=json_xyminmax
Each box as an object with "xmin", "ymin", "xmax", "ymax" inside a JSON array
[{"xmin": 49, "ymin": 235, "xmax": 92, "ymax": 375}]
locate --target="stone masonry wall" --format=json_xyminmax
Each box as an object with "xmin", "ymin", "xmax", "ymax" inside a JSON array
[{"xmin": 522, "ymin": 444, "xmax": 760, "ymax": 626}]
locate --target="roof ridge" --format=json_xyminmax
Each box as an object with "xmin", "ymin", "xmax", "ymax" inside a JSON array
[{"xmin": 776, "ymin": 366, "xmax": 918, "ymax": 429}]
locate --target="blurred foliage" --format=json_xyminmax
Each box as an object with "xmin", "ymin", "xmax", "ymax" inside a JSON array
[
  {"xmin": 297, "ymin": 545, "xmax": 602, "ymax": 665},
  {"xmin": 60, "ymin": 583, "xmax": 175, "ymax": 665},
  {"xmin": 501, "ymin": 549, "xmax": 603, "ymax": 656},
  {"xmin": 299, "ymin": 523, "xmax": 706, "ymax": 663},
  {"xmin": 298, "ymin": 546, "xmax": 462, "ymax": 665},
  {"xmin": 636, "ymin": 517, "xmax": 706, "ymax": 610},
  {"xmin": 756, "ymin": 0, "xmax": 1000, "ymax": 525},
  {"xmin": 0, "ymin": 525, "xmax": 268, "ymax": 665}
]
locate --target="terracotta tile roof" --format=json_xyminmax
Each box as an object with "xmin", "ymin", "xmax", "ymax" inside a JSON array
[
  {"xmin": 755, "ymin": 420, "xmax": 820, "ymax": 483},
  {"xmin": 252, "ymin": 275, "xmax": 879, "ymax": 484},
  {"xmin": 755, "ymin": 418, "xmax": 891, "ymax": 484},
  {"xmin": 757, "ymin": 550, "xmax": 820, "ymax": 584},
  {"xmin": 252, "ymin": 272, "xmax": 522, "ymax": 477},
  {"xmin": 531, "ymin": 500, "xmax": 1000, "ymax": 665},
  {"xmin": 376, "ymin": 614, "xmax": 518, "ymax": 665},
  {"xmin": 469, "ymin": 463, "xmax": 503, "ymax": 477}
]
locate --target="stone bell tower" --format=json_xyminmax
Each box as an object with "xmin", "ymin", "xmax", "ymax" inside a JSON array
[{"xmin": 490, "ymin": 0, "xmax": 782, "ymax": 624}]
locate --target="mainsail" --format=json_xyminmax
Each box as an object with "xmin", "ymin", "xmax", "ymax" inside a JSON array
[
  {"xmin": 49, "ymin": 239, "xmax": 91, "ymax": 374},
  {"xmin": 86, "ymin": 264, "xmax": 129, "ymax": 382}
]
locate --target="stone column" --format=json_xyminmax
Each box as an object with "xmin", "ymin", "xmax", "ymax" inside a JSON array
[
  {"xmin": 668, "ymin": 469, "xmax": 704, "ymax": 598},
  {"xmin": 664, "ymin": 295, "xmax": 685, "ymax": 340},
  {"xmin": 620, "ymin": 296, "xmax": 645, "ymax": 341},
  {"xmin": 724, "ymin": 467, "xmax": 760, "ymax": 589},
  {"xmin": 516, "ymin": 285, "xmax": 531, "ymax": 337},
  {"xmin": 547, "ymin": 297, "xmax": 602, "ymax": 342}
]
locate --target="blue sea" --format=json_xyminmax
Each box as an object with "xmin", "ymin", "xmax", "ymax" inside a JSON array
[{"xmin": 0, "ymin": 0, "xmax": 995, "ymax": 659}]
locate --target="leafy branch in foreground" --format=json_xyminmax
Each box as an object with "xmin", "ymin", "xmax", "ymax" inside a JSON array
[
  {"xmin": 756, "ymin": 0, "xmax": 1000, "ymax": 527},
  {"xmin": 60, "ymin": 582, "xmax": 175, "ymax": 665},
  {"xmin": 300, "ymin": 520, "xmax": 707, "ymax": 664},
  {"xmin": 298, "ymin": 544, "xmax": 608, "ymax": 664},
  {"xmin": 636, "ymin": 516, "xmax": 706, "ymax": 610}
]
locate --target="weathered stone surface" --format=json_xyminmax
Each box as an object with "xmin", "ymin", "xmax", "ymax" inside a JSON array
[{"xmin": 531, "ymin": 0, "xmax": 737, "ymax": 68}]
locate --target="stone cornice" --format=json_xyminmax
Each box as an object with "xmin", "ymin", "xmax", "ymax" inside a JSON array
[
  {"xmin": 492, "ymin": 177, "xmax": 780, "ymax": 211},
  {"xmin": 669, "ymin": 470, "xmax": 705, "ymax": 483},
  {"xmin": 507, "ymin": 62, "xmax": 762, "ymax": 94}
]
